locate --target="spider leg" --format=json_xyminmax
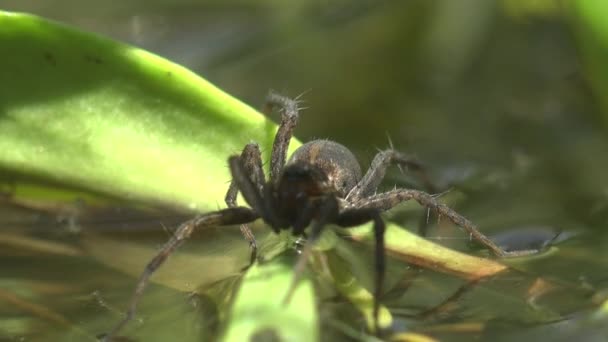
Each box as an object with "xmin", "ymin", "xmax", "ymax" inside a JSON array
[
  {"xmin": 102, "ymin": 207, "xmax": 259, "ymax": 341},
  {"xmin": 263, "ymin": 91, "xmax": 300, "ymax": 184},
  {"xmin": 229, "ymin": 155, "xmax": 279, "ymax": 229},
  {"xmin": 225, "ymin": 143, "xmax": 266, "ymax": 265},
  {"xmin": 355, "ymin": 189, "xmax": 509, "ymax": 257},
  {"xmin": 346, "ymin": 149, "xmax": 438, "ymax": 238},
  {"xmin": 347, "ymin": 149, "xmax": 438, "ymax": 202},
  {"xmin": 336, "ymin": 208, "xmax": 386, "ymax": 333}
]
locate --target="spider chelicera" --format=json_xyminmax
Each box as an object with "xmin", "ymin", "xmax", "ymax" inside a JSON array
[{"xmin": 103, "ymin": 91, "xmax": 508, "ymax": 340}]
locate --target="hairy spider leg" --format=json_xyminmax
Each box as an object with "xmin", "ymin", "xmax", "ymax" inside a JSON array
[
  {"xmin": 346, "ymin": 149, "xmax": 441, "ymax": 237},
  {"xmin": 355, "ymin": 189, "xmax": 509, "ymax": 257},
  {"xmin": 225, "ymin": 143, "xmax": 266, "ymax": 265},
  {"xmin": 101, "ymin": 207, "xmax": 259, "ymax": 341},
  {"xmin": 264, "ymin": 91, "xmax": 300, "ymax": 184},
  {"xmin": 347, "ymin": 149, "xmax": 438, "ymax": 202},
  {"xmin": 228, "ymin": 156, "xmax": 279, "ymax": 228}
]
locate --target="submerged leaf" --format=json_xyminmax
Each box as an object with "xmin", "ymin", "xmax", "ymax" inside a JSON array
[
  {"xmin": 82, "ymin": 233, "xmax": 245, "ymax": 293},
  {"xmin": 348, "ymin": 223, "xmax": 508, "ymax": 280},
  {"xmin": 326, "ymin": 249, "xmax": 393, "ymax": 331}
]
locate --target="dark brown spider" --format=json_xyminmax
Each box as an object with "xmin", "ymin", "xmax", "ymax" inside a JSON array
[{"xmin": 102, "ymin": 91, "xmax": 508, "ymax": 340}]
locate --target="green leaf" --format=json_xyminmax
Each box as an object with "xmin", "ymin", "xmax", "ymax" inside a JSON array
[
  {"xmin": 222, "ymin": 256, "xmax": 318, "ymax": 342},
  {"xmin": 325, "ymin": 249, "xmax": 393, "ymax": 331},
  {"xmin": 0, "ymin": 11, "xmax": 291, "ymax": 210},
  {"xmin": 349, "ymin": 223, "xmax": 508, "ymax": 280}
]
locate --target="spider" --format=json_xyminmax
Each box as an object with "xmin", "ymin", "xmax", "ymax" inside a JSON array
[{"xmin": 102, "ymin": 91, "xmax": 508, "ymax": 340}]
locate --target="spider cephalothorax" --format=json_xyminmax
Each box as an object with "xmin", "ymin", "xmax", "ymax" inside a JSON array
[
  {"xmin": 268, "ymin": 140, "xmax": 361, "ymax": 231},
  {"xmin": 103, "ymin": 91, "xmax": 509, "ymax": 340}
]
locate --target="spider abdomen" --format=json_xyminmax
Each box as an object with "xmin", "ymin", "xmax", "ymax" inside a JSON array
[{"xmin": 287, "ymin": 140, "xmax": 362, "ymax": 197}]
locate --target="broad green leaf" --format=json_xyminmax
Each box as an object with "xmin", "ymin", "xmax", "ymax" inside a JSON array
[{"xmin": 0, "ymin": 11, "xmax": 290, "ymax": 211}]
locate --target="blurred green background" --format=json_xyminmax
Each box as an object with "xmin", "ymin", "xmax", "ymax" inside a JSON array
[{"xmin": 1, "ymin": 1, "xmax": 608, "ymax": 341}]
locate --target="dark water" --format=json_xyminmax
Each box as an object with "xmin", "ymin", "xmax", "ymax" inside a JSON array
[{"xmin": 1, "ymin": 1, "xmax": 608, "ymax": 341}]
